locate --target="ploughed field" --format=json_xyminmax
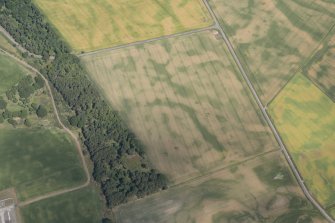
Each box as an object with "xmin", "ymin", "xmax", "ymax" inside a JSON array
[
  {"xmin": 269, "ymin": 74, "xmax": 335, "ymax": 207},
  {"xmin": 33, "ymin": 0, "xmax": 212, "ymax": 52},
  {"xmin": 82, "ymin": 30, "xmax": 277, "ymax": 183},
  {"xmin": 209, "ymin": 0, "xmax": 335, "ymax": 103}
]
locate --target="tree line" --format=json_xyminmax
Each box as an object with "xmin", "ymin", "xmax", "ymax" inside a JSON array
[{"xmin": 0, "ymin": 0, "xmax": 167, "ymax": 209}]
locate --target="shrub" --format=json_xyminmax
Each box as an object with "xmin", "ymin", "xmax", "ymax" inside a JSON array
[
  {"xmin": 36, "ymin": 105, "xmax": 48, "ymax": 118},
  {"xmin": 0, "ymin": 97, "xmax": 7, "ymax": 109}
]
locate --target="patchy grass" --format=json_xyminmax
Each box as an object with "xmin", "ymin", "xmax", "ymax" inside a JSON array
[
  {"xmin": 0, "ymin": 53, "xmax": 26, "ymax": 94},
  {"xmin": 329, "ymin": 207, "xmax": 335, "ymax": 220},
  {"xmin": 269, "ymin": 74, "xmax": 335, "ymax": 206},
  {"xmin": 0, "ymin": 33, "xmax": 21, "ymax": 57},
  {"xmin": 33, "ymin": 0, "xmax": 212, "ymax": 52},
  {"xmin": 209, "ymin": 0, "xmax": 335, "ymax": 103},
  {"xmin": 82, "ymin": 30, "xmax": 276, "ymax": 183},
  {"xmin": 21, "ymin": 186, "xmax": 102, "ymax": 223},
  {"xmin": 0, "ymin": 128, "xmax": 86, "ymax": 201}
]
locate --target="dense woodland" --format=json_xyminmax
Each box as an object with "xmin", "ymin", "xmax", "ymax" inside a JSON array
[{"xmin": 0, "ymin": 0, "xmax": 167, "ymax": 209}]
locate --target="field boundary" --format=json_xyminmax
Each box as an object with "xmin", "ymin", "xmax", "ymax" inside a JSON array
[
  {"xmin": 304, "ymin": 69, "xmax": 335, "ymax": 103},
  {"xmin": 114, "ymin": 148, "xmax": 279, "ymax": 212},
  {"xmin": 0, "ymin": 48, "xmax": 91, "ymax": 207},
  {"xmin": 0, "ymin": 25, "xmax": 42, "ymax": 59},
  {"xmin": 268, "ymin": 73, "xmax": 335, "ymax": 208},
  {"xmin": 33, "ymin": 0, "xmax": 214, "ymax": 53},
  {"xmin": 78, "ymin": 25, "xmax": 216, "ymax": 57},
  {"xmin": 203, "ymin": 0, "xmax": 335, "ymax": 222},
  {"xmin": 266, "ymin": 71, "xmax": 298, "ymax": 107}
]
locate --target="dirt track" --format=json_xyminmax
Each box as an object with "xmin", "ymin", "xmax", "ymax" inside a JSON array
[{"xmin": 0, "ymin": 48, "xmax": 90, "ymax": 207}]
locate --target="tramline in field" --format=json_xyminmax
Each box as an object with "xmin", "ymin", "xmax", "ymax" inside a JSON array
[
  {"xmin": 33, "ymin": 0, "xmax": 212, "ymax": 52},
  {"xmin": 82, "ymin": 30, "xmax": 277, "ymax": 183}
]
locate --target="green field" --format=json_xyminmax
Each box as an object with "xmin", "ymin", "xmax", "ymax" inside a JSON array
[
  {"xmin": 0, "ymin": 128, "xmax": 86, "ymax": 201},
  {"xmin": 21, "ymin": 186, "xmax": 102, "ymax": 223},
  {"xmin": 115, "ymin": 152, "xmax": 326, "ymax": 223},
  {"xmin": 0, "ymin": 52, "xmax": 86, "ymax": 201},
  {"xmin": 33, "ymin": 0, "xmax": 212, "ymax": 52},
  {"xmin": 0, "ymin": 53, "xmax": 26, "ymax": 94},
  {"xmin": 269, "ymin": 74, "xmax": 335, "ymax": 206},
  {"xmin": 209, "ymin": 0, "xmax": 335, "ymax": 103},
  {"xmin": 0, "ymin": 34, "xmax": 21, "ymax": 57},
  {"xmin": 82, "ymin": 30, "xmax": 277, "ymax": 183},
  {"xmin": 330, "ymin": 207, "xmax": 335, "ymax": 220}
]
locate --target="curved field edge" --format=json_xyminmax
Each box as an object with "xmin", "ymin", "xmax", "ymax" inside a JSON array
[
  {"xmin": 0, "ymin": 0, "xmax": 169, "ymax": 209},
  {"xmin": 0, "ymin": 51, "xmax": 86, "ymax": 201}
]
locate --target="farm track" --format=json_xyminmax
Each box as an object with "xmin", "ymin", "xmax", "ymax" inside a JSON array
[
  {"xmin": 0, "ymin": 2, "xmax": 333, "ymax": 221},
  {"xmin": 202, "ymin": 0, "xmax": 335, "ymax": 222},
  {"xmin": 0, "ymin": 48, "xmax": 91, "ymax": 207},
  {"xmin": 78, "ymin": 25, "xmax": 216, "ymax": 57},
  {"xmin": 0, "ymin": 25, "xmax": 42, "ymax": 59}
]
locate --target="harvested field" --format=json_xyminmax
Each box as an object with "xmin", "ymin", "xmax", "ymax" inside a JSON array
[
  {"xmin": 82, "ymin": 31, "xmax": 277, "ymax": 183},
  {"xmin": 33, "ymin": 0, "xmax": 212, "ymax": 52},
  {"xmin": 115, "ymin": 152, "xmax": 326, "ymax": 223},
  {"xmin": 306, "ymin": 30, "xmax": 335, "ymax": 100},
  {"xmin": 209, "ymin": 0, "xmax": 335, "ymax": 103},
  {"xmin": 269, "ymin": 74, "xmax": 335, "ymax": 207},
  {"xmin": 21, "ymin": 186, "xmax": 102, "ymax": 223}
]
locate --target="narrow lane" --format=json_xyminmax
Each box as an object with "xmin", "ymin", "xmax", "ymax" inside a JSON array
[
  {"xmin": 0, "ymin": 25, "xmax": 42, "ymax": 59},
  {"xmin": 78, "ymin": 25, "xmax": 216, "ymax": 57},
  {"xmin": 0, "ymin": 48, "xmax": 90, "ymax": 207},
  {"xmin": 201, "ymin": 0, "xmax": 334, "ymax": 222}
]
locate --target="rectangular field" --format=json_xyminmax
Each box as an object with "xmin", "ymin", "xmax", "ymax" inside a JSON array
[
  {"xmin": 269, "ymin": 74, "xmax": 335, "ymax": 207},
  {"xmin": 0, "ymin": 128, "xmax": 86, "ymax": 201},
  {"xmin": 21, "ymin": 186, "xmax": 102, "ymax": 223},
  {"xmin": 33, "ymin": 0, "xmax": 212, "ymax": 52},
  {"xmin": 115, "ymin": 152, "xmax": 326, "ymax": 223},
  {"xmin": 82, "ymin": 30, "xmax": 277, "ymax": 183},
  {"xmin": 209, "ymin": 0, "xmax": 335, "ymax": 103}
]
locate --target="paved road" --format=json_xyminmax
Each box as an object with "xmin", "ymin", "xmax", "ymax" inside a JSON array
[
  {"xmin": 1, "ymin": 3, "xmax": 333, "ymax": 220},
  {"xmin": 0, "ymin": 48, "xmax": 91, "ymax": 207},
  {"xmin": 202, "ymin": 0, "xmax": 334, "ymax": 222},
  {"xmin": 0, "ymin": 25, "xmax": 42, "ymax": 59},
  {"xmin": 78, "ymin": 25, "xmax": 216, "ymax": 57}
]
